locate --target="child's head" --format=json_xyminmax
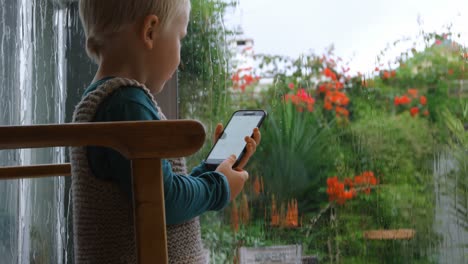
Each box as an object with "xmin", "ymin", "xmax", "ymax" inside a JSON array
[{"xmin": 79, "ymin": 0, "xmax": 190, "ymax": 91}]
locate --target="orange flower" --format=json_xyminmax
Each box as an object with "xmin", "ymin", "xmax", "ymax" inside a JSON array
[
  {"xmin": 448, "ymin": 69, "xmax": 454, "ymax": 75},
  {"xmin": 327, "ymin": 172, "xmax": 378, "ymax": 205},
  {"xmin": 382, "ymin": 71, "xmax": 390, "ymax": 79},
  {"xmin": 335, "ymin": 106, "xmax": 349, "ymax": 117},
  {"xmin": 407, "ymin": 89, "xmax": 418, "ymax": 98},
  {"xmin": 410, "ymin": 107, "xmax": 419, "ymax": 117},
  {"xmin": 343, "ymin": 190, "xmax": 354, "ymax": 199},
  {"xmin": 253, "ymin": 176, "xmax": 261, "ymax": 196},
  {"xmin": 240, "ymin": 194, "xmax": 250, "ymax": 225},
  {"xmin": 423, "ymin": 110, "xmax": 429, "ymax": 116},
  {"xmin": 324, "ymin": 101, "xmax": 333, "ymax": 110},
  {"xmin": 326, "ymin": 91, "xmax": 349, "ymax": 106},
  {"xmin": 419, "ymin": 96, "xmax": 427, "ymax": 105},
  {"xmin": 323, "ymin": 68, "xmax": 337, "ymax": 81},
  {"xmin": 344, "ymin": 178, "xmax": 354, "ymax": 188},
  {"xmin": 391, "ymin": 70, "xmax": 396, "ymax": 78},
  {"xmin": 231, "ymin": 200, "xmax": 239, "ymax": 232},
  {"xmin": 271, "ymin": 195, "xmax": 279, "ymax": 226},
  {"xmin": 285, "ymin": 199, "xmax": 299, "ymax": 227},
  {"xmin": 335, "ymin": 81, "xmax": 344, "ymax": 89}
]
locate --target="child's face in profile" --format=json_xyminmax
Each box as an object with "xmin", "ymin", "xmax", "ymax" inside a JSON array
[{"xmin": 147, "ymin": 8, "xmax": 189, "ymax": 93}]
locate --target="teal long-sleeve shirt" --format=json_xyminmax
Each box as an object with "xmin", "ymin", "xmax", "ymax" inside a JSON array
[{"xmin": 83, "ymin": 78, "xmax": 230, "ymax": 225}]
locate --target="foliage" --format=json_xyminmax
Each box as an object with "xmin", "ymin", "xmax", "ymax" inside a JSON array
[
  {"xmin": 179, "ymin": 0, "xmax": 239, "ymax": 166},
  {"xmin": 252, "ymin": 101, "xmax": 336, "ymax": 206}
]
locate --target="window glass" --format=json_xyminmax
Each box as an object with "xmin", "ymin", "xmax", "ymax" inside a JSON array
[
  {"xmin": 0, "ymin": 1, "xmax": 75, "ymax": 263},
  {"xmin": 180, "ymin": 0, "xmax": 468, "ymax": 263}
]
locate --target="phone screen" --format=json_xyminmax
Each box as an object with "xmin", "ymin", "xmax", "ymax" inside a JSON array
[{"xmin": 206, "ymin": 110, "xmax": 266, "ymax": 166}]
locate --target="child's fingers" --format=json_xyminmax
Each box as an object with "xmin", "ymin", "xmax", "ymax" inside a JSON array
[
  {"xmin": 213, "ymin": 123, "xmax": 223, "ymax": 143},
  {"xmin": 234, "ymin": 169, "xmax": 249, "ymax": 181},
  {"xmin": 252, "ymin": 127, "xmax": 261, "ymax": 145},
  {"xmin": 245, "ymin": 137, "xmax": 257, "ymax": 152},
  {"xmin": 235, "ymin": 139, "xmax": 256, "ymax": 170}
]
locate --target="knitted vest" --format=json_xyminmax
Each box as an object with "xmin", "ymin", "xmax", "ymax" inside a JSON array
[{"xmin": 71, "ymin": 77, "xmax": 209, "ymax": 263}]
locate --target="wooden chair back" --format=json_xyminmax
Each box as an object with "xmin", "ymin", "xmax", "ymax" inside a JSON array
[{"xmin": 0, "ymin": 120, "xmax": 205, "ymax": 263}]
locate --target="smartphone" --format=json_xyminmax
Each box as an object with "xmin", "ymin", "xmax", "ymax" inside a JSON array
[{"xmin": 205, "ymin": 110, "xmax": 267, "ymax": 169}]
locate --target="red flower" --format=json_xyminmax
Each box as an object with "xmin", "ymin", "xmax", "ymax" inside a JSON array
[
  {"xmin": 423, "ymin": 110, "xmax": 429, "ymax": 116},
  {"xmin": 448, "ymin": 69, "xmax": 454, "ymax": 75},
  {"xmin": 284, "ymin": 89, "xmax": 315, "ymax": 113},
  {"xmin": 318, "ymin": 84, "xmax": 327, "ymax": 93},
  {"xmin": 297, "ymin": 89, "xmax": 308, "ymax": 100},
  {"xmin": 244, "ymin": 74, "xmax": 254, "ymax": 85},
  {"xmin": 419, "ymin": 96, "xmax": 427, "ymax": 105},
  {"xmin": 435, "ymin": 39, "xmax": 442, "ymax": 45},
  {"xmin": 288, "ymin": 83, "xmax": 295, "ymax": 90},
  {"xmin": 375, "ymin": 67, "xmax": 379, "ymax": 72},
  {"xmin": 231, "ymin": 73, "xmax": 240, "ymax": 82},
  {"xmin": 391, "ymin": 70, "xmax": 396, "ymax": 78},
  {"xmin": 410, "ymin": 107, "xmax": 419, "ymax": 117},
  {"xmin": 335, "ymin": 82, "xmax": 344, "ymax": 89},
  {"xmin": 344, "ymin": 178, "xmax": 354, "ymax": 188},
  {"xmin": 401, "ymin": 96, "xmax": 411, "ymax": 104}
]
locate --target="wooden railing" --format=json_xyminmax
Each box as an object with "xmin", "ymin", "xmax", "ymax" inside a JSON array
[{"xmin": 0, "ymin": 120, "xmax": 206, "ymax": 264}]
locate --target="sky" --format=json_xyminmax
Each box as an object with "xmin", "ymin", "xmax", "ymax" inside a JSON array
[{"xmin": 224, "ymin": 0, "xmax": 468, "ymax": 75}]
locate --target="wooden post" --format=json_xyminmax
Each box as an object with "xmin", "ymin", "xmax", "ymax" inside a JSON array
[{"xmin": 132, "ymin": 159, "xmax": 168, "ymax": 263}]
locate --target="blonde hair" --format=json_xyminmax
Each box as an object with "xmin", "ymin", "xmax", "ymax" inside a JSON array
[{"xmin": 79, "ymin": 0, "xmax": 190, "ymax": 62}]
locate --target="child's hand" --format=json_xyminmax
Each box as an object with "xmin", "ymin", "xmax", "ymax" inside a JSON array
[
  {"xmin": 216, "ymin": 155, "xmax": 249, "ymax": 201},
  {"xmin": 235, "ymin": 127, "xmax": 261, "ymax": 170},
  {"xmin": 212, "ymin": 123, "xmax": 261, "ymax": 170}
]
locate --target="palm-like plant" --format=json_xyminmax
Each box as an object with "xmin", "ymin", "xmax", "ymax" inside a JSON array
[{"xmin": 253, "ymin": 101, "xmax": 336, "ymax": 210}]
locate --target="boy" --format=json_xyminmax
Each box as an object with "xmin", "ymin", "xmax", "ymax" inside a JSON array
[{"xmin": 72, "ymin": 0, "xmax": 261, "ymax": 263}]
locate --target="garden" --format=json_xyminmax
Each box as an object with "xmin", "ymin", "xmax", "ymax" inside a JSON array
[{"xmin": 180, "ymin": 1, "xmax": 468, "ymax": 263}]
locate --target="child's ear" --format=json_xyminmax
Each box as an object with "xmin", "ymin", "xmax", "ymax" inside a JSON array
[{"xmin": 141, "ymin": 14, "xmax": 160, "ymax": 50}]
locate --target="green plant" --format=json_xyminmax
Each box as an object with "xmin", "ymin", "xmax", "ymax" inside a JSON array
[
  {"xmin": 253, "ymin": 101, "xmax": 336, "ymax": 206},
  {"xmin": 179, "ymin": 0, "xmax": 239, "ymax": 168}
]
